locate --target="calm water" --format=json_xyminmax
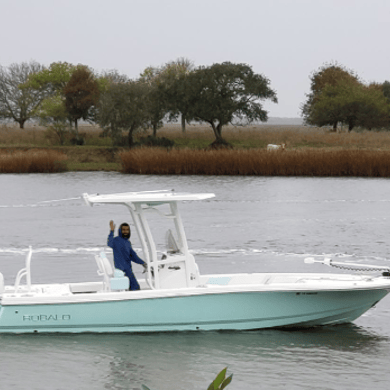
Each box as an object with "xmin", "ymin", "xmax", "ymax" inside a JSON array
[{"xmin": 1, "ymin": 173, "xmax": 390, "ymax": 390}]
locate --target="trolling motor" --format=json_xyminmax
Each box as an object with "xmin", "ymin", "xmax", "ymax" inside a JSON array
[{"xmin": 304, "ymin": 257, "xmax": 390, "ymax": 276}]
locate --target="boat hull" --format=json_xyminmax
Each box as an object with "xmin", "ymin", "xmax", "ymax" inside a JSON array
[{"xmin": 0, "ymin": 288, "xmax": 387, "ymax": 333}]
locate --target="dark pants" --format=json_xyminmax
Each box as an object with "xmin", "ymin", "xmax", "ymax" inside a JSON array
[{"xmin": 128, "ymin": 272, "xmax": 141, "ymax": 291}]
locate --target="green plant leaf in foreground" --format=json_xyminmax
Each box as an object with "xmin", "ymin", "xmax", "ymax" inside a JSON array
[
  {"xmin": 207, "ymin": 367, "xmax": 233, "ymax": 390},
  {"xmin": 142, "ymin": 367, "xmax": 233, "ymax": 390},
  {"xmin": 214, "ymin": 367, "xmax": 227, "ymax": 388},
  {"xmin": 221, "ymin": 374, "xmax": 233, "ymax": 390}
]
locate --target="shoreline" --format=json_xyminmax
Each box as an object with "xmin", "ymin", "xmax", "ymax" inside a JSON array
[{"xmin": 2, "ymin": 124, "xmax": 390, "ymax": 174}]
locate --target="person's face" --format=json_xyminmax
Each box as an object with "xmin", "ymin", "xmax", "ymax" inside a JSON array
[{"xmin": 121, "ymin": 225, "xmax": 130, "ymax": 239}]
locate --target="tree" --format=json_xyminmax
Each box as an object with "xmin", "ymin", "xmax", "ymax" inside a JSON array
[
  {"xmin": 98, "ymin": 69, "xmax": 129, "ymax": 86},
  {"xmin": 139, "ymin": 66, "xmax": 169, "ymax": 137},
  {"xmin": 307, "ymin": 80, "xmax": 390, "ymax": 131},
  {"xmin": 302, "ymin": 63, "xmax": 360, "ymax": 130},
  {"xmin": 0, "ymin": 61, "xmax": 46, "ymax": 128},
  {"xmin": 22, "ymin": 61, "xmax": 83, "ymax": 133},
  {"xmin": 94, "ymin": 70, "xmax": 129, "ymax": 138},
  {"xmin": 35, "ymin": 95, "xmax": 69, "ymax": 145},
  {"xmin": 63, "ymin": 66, "xmax": 100, "ymax": 138},
  {"xmin": 356, "ymin": 88, "xmax": 390, "ymax": 130},
  {"xmin": 23, "ymin": 61, "xmax": 75, "ymax": 94},
  {"xmin": 97, "ymin": 81, "xmax": 149, "ymax": 147},
  {"xmin": 163, "ymin": 62, "xmax": 277, "ymax": 145},
  {"xmin": 382, "ymin": 81, "xmax": 390, "ymax": 103},
  {"xmin": 158, "ymin": 58, "xmax": 195, "ymax": 132}
]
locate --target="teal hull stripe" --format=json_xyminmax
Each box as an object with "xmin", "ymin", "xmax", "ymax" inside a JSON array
[{"xmin": 0, "ymin": 303, "xmax": 374, "ymax": 330}]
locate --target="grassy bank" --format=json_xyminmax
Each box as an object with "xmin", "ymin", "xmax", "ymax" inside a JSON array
[{"xmin": 2, "ymin": 124, "xmax": 390, "ymax": 175}]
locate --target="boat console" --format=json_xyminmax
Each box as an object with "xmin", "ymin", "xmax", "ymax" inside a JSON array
[{"xmin": 83, "ymin": 191, "xmax": 214, "ymax": 291}]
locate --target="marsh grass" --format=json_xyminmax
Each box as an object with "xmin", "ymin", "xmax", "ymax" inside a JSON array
[
  {"xmin": 120, "ymin": 148, "xmax": 390, "ymax": 177},
  {"xmin": 0, "ymin": 124, "xmax": 47, "ymax": 145},
  {"xmin": 0, "ymin": 150, "xmax": 68, "ymax": 173},
  {"xmin": 3, "ymin": 123, "xmax": 390, "ymax": 150},
  {"xmin": 3, "ymin": 124, "xmax": 390, "ymax": 175}
]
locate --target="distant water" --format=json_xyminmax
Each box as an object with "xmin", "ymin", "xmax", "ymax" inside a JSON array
[{"xmin": 0, "ymin": 173, "xmax": 390, "ymax": 390}]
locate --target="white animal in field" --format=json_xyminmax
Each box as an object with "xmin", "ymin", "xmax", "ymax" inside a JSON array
[{"xmin": 267, "ymin": 143, "xmax": 286, "ymax": 151}]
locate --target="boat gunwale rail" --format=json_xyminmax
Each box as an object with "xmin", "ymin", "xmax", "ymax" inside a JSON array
[{"xmin": 2, "ymin": 277, "xmax": 390, "ymax": 306}]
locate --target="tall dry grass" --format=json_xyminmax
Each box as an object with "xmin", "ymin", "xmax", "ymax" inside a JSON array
[
  {"xmin": 0, "ymin": 150, "xmax": 68, "ymax": 173},
  {"xmin": 0, "ymin": 124, "xmax": 48, "ymax": 145},
  {"xmin": 120, "ymin": 148, "xmax": 390, "ymax": 177},
  {"xmin": 0, "ymin": 124, "xmax": 111, "ymax": 146}
]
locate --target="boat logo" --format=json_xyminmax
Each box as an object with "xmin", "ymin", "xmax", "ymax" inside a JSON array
[{"xmin": 22, "ymin": 314, "xmax": 71, "ymax": 321}]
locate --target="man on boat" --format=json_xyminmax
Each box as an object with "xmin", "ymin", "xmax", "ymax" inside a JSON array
[{"xmin": 107, "ymin": 220, "xmax": 147, "ymax": 290}]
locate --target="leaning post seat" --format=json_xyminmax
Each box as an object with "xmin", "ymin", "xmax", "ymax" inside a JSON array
[
  {"xmin": 95, "ymin": 252, "xmax": 129, "ymax": 291},
  {"xmin": 110, "ymin": 269, "xmax": 130, "ymax": 291}
]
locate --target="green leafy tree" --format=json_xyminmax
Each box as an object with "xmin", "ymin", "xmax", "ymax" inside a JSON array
[
  {"xmin": 94, "ymin": 70, "xmax": 129, "ymax": 138},
  {"xmin": 307, "ymin": 80, "xmax": 390, "ymax": 131},
  {"xmin": 164, "ymin": 62, "xmax": 277, "ymax": 146},
  {"xmin": 23, "ymin": 61, "xmax": 75, "ymax": 94},
  {"xmin": 98, "ymin": 70, "xmax": 129, "ymax": 86},
  {"xmin": 22, "ymin": 61, "xmax": 80, "ymax": 132},
  {"xmin": 26, "ymin": 63, "xmax": 102, "ymax": 139},
  {"xmin": 98, "ymin": 81, "xmax": 149, "ymax": 147},
  {"xmin": 63, "ymin": 66, "xmax": 100, "ymax": 139},
  {"xmin": 302, "ymin": 63, "xmax": 360, "ymax": 130},
  {"xmin": 382, "ymin": 81, "xmax": 390, "ymax": 103},
  {"xmin": 0, "ymin": 61, "xmax": 47, "ymax": 128},
  {"xmin": 35, "ymin": 95, "xmax": 69, "ymax": 145},
  {"xmin": 139, "ymin": 66, "xmax": 168, "ymax": 137},
  {"xmin": 158, "ymin": 57, "xmax": 195, "ymax": 132}
]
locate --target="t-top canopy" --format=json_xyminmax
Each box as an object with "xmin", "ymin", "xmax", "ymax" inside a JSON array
[{"xmin": 82, "ymin": 190, "xmax": 215, "ymax": 207}]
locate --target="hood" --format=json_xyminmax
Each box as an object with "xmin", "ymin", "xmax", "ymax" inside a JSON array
[{"xmin": 118, "ymin": 226, "xmax": 130, "ymax": 240}]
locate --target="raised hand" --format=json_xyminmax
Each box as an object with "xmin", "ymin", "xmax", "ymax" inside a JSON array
[{"xmin": 109, "ymin": 220, "xmax": 116, "ymax": 232}]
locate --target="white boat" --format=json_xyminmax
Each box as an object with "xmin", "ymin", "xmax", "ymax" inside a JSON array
[{"xmin": 0, "ymin": 190, "xmax": 389, "ymax": 333}]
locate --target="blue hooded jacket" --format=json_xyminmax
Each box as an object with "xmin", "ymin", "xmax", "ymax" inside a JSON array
[{"xmin": 107, "ymin": 227, "xmax": 145, "ymax": 290}]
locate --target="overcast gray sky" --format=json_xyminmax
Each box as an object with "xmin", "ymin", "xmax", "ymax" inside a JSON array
[{"xmin": 1, "ymin": 0, "xmax": 389, "ymax": 118}]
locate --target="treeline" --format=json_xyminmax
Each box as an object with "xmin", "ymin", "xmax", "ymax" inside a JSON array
[
  {"xmin": 0, "ymin": 59, "xmax": 389, "ymax": 149},
  {"xmin": 0, "ymin": 59, "xmax": 277, "ymax": 147}
]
